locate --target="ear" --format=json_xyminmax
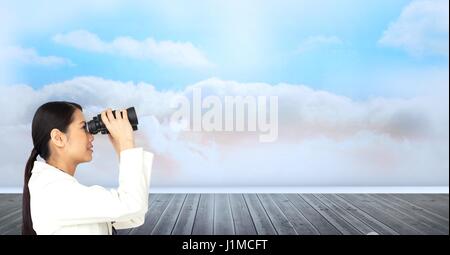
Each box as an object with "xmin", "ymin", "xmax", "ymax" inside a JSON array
[{"xmin": 50, "ymin": 128, "xmax": 67, "ymax": 148}]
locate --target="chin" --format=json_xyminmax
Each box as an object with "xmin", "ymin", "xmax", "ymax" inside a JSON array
[{"xmin": 84, "ymin": 153, "xmax": 93, "ymax": 162}]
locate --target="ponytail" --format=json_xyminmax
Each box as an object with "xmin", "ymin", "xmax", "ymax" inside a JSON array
[
  {"xmin": 23, "ymin": 101, "xmax": 82, "ymax": 235},
  {"xmin": 22, "ymin": 147, "xmax": 39, "ymax": 235}
]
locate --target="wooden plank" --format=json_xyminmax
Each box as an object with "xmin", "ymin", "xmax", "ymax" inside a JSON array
[
  {"xmin": 192, "ymin": 194, "xmax": 214, "ymax": 235},
  {"xmin": 0, "ymin": 203, "xmax": 21, "ymax": 225},
  {"xmin": 0, "ymin": 195, "xmax": 22, "ymax": 220},
  {"xmin": 366, "ymin": 194, "xmax": 446, "ymax": 235},
  {"xmin": 284, "ymin": 194, "xmax": 340, "ymax": 235},
  {"xmin": 151, "ymin": 194, "xmax": 187, "ymax": 235},
  {"xmin": 0, "ymin": 194, "xmax": 21, "ymax": 201},
  {"xmin": 0, "ymin": 193, "xmax": 448, "ymax": 235},
  {"xmin": 314, "ymin": 194, "xmax": 376, "ymax": 235},
  {"xmin": 338, "ymin": 194, "xmax": 423, "ymax": 235},
  {"xmin": 0, "ymin": 194, "xmax": 21, "ymax": 207},
  {"xmin": 0, "ymin": 206, "xmax": 21, "ymax": 235},
  {"xmin": 243, "ymin": 194, "xmax": 277, "ymax": 235},
  {"xmin": 130, "ymin": 194, "xmax": 174, "ymax": 235},
  {"xmin": 172, "ymin": 194, "xmax": 201, "ymax": 235},
  {"xmin": 0, "ymin": 195, "xmax": 25, "ymax": 235},
  {"xmin": 393, "ymin": 194, "xmax": 449, "ymax": 219},
  {"xmin": 1, "ymin": 211, "xmax": 22, "ymax": 235},
  {"xmin": 381, "ymin": 194, "xmax": 449, "ymax": 224},
  {"xmin": 301, "ymin": 194, "xmax": 361, "ymax": 235},
  {"xmin": 436, "ymin": 194, "xmax": 449, "ymax": 201},
  {"xmin": 257, "ymin": 194, "xmax": 297, "ymax": 235},
  {"xmin": 213, "ymin": 194, "xmax": 234, "ymax": 235},
  {"xmin": 270, "ymin": 194, "xmax": 319, "ymax": 235},
  {"xmin": 376, "ymin": 194, "xmax": 448, "ymax": 222},
  {"xmin": 323, "ymin": 194, "xmax": 399, "ymax": 235},
  {"xmin": 117, "ymin": 193, "xmax": 159, "ymax": 235},
  {"xmin": 229, "ymin": 194, "xmax": 257, "ymax": 235}
]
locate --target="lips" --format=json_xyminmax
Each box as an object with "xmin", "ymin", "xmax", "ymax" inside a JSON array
[{"xmin": 88, "ymin": 144, "xmax": 93, "ymax": 151}]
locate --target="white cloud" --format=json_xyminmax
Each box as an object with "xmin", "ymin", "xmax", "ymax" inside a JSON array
[
  {"xmin": 0, "ymin": 46, "xmax": 73, "ymax": 67},
  {"xmin": 0, "ymin": 75, "xmax": 447, "ymax": 188},
  {"xmin": 296, "ymin": 35, "xmax": 343, "ymax": 54},
  {"xmin": 52, "ymin": 30, "xmax": 214, "ymax": 69},
  {"xmin": 379, "ymin": 0, "xmax": 449, "ymax": 56},
  {"xmin": 0, "ymin": 0, "xmax": 124, "ymax": 83}
]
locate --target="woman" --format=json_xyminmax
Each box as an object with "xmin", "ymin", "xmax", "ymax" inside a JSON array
[{"xmin": 23, "ymin": 101, "xmax": 153, "ymax": 235}]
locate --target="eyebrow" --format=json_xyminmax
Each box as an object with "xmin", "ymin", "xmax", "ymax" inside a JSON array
[{"xmin": 79, "ymin": 121, "xmax": 86, "ymax": 125}]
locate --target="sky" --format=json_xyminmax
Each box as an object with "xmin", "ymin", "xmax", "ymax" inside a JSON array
[{"xmin": 0, "ymin": 0, "xmax": 448, "ymax": 189}]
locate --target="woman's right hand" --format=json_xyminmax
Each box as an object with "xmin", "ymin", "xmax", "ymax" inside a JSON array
[{"xmin": 101, "ymin": 108, "xmax": 135, "ymax": 156}]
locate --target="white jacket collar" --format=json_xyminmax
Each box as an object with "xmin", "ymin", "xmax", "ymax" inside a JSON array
[{"xmin": 32, "ymin": 160, "xmax": 76, "ymax": 179}]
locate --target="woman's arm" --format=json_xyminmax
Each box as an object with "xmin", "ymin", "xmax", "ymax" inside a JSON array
[
  {"xmin": 112, "ymin": 150, "xmax": 153, "ymax": 229},
  {"xmin": 32, "ymin": 148, "xmax": 153, "ymax": 227}
]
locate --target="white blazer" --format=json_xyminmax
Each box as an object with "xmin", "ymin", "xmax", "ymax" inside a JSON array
[{"xmin": 28, "ymin": 147, "xmax": 153, "ymax": 235}]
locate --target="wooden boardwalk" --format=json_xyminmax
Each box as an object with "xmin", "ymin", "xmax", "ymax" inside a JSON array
[{"xmin": 0, "ymin": 193, "xmax": 448, "ymax": 235}]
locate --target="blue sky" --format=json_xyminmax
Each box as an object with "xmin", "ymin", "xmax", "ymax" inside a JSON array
[
  {"xmin": 0, "ymin": 0, "xmax": 448, "ymax": 188},
  {"xmin": 4, "ymin": 0, "xmax": 448, "ymax": 99}
]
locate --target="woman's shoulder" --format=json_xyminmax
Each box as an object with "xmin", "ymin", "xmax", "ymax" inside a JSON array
[{"xmin": 29, "ymin": 161, "xmax": 78, "ymax": 193}]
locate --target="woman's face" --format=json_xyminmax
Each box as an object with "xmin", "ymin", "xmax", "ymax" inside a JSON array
[{"xmin": 65, "ymin": 109, "xmax": 94, "ymax": 164}]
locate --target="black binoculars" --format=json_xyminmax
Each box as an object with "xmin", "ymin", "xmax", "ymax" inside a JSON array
[{"xmin": 86, "ymin": 107, "xmax": 139, "ymax": 134}]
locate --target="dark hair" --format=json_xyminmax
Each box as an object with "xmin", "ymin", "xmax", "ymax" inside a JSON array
[{"xmin": 22, "ymin": 101, "xmax": 82, "ymax": 235}]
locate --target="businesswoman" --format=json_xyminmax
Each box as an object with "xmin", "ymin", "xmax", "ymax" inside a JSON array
[{"xmin": 22, "ymin": 101, "xmax": 153, "ymax": 235}]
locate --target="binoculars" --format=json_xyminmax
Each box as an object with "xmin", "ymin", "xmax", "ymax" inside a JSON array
[{"xmin": 86, "ymin": 107, "xmax": 139, "ymax": 134}]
